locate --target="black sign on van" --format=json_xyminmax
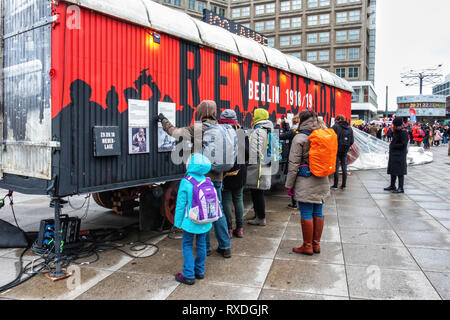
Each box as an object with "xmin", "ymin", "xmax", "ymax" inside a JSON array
[{"xmin": 93, "ymin": 126, "xmax": 121, "ymax": 157}]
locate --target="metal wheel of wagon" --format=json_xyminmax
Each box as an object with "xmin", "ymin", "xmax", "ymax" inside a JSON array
[
  {"xmin": 92, "ymin": 191, "xmax": 114, "ymax": 209},
  {"xmin": 162, "ymin": 181, "xmax": 180, "ymax": 225}
]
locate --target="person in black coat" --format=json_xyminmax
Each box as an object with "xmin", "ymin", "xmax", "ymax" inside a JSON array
[
  {"xmin": 331, "ymin": 115, "xmax": 354, "ymax": 190},
  {"xmin": 384, "ymin": 118, "xmax": 408, "ymax": 194},
  {"xmin": 279, "ymin": 115, "xmax": 300, "ymax": 209}
]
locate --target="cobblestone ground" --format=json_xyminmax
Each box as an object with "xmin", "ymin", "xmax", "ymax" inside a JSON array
[{"xmin": 0, "ymin": 146, "xmax": 449, "ymax": 300}]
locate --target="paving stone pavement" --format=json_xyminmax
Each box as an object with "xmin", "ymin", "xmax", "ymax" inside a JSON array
[{"xmin": 0, "ymin": 146, "xmax": 448, "ymax": 300}]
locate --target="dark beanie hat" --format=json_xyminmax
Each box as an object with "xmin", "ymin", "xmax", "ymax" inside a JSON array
[{"xmin": 393, "ymin": 118, "xmax": 402, "ymax": 127}]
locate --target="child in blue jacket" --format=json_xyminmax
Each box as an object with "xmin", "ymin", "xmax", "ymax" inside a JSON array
[{"xmin": 174, "ymin": 153, "xmax": 213, "ymax": 285}]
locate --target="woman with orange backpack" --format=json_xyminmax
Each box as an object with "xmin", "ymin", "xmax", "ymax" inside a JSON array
[{"xmin": 285, "ymin": 110, "xmax": 336, "ymax": 256}]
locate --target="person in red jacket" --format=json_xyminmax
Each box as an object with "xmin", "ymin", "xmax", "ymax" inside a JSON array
[{"xmin": 412, "ymin": 125, "xmax": 424, "ymax": 147}]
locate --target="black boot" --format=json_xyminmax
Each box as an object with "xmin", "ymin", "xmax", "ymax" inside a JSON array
[
  {"xmin": 393, "ymin": 176, "xmax": 404, "ymax": 193},
  {"xmin": 384, "ymin": 176, "xmax": 396, "ymax": 191}
]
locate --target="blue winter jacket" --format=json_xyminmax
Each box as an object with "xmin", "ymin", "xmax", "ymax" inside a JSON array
[{"xmin": 174, "ymin": 154, "xmax": 214, "ymax": 234}]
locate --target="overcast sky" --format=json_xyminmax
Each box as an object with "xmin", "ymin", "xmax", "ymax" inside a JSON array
[{"xmin": 375, "ymin": 0, "xmax": 450, "ymax": 111}]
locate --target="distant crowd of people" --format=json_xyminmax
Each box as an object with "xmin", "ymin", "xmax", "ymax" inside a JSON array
[{"xmin": 354, "ymin": 122, "xmax": 450, "ymax": 150}]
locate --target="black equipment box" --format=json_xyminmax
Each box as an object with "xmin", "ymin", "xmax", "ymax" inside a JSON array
[{"xmin": 36, "ymin": 215, "xmax": 81, "ymax": 251}]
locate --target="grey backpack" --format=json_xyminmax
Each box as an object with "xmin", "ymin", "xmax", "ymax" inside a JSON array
[{"xmin": 203, "ymin": 123, "xmax": 238, "ymax": 173}]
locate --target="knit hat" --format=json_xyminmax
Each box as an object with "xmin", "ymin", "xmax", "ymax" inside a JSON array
[
  {"xmin": 393, "ymin": 118, "xmax": 403, "ymax": 127},
  {"xmin": 252, "ymin": 108, "xmax": 269, "ymax": 126},
  {"xmin": 220, "ymin": 109, "xmax": 237, "ymax": 120}
]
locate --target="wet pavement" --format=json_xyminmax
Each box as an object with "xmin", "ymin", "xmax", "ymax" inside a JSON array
[{"xmin": 0, "ymin": 146, "xmax": 449, "ymax": 300}]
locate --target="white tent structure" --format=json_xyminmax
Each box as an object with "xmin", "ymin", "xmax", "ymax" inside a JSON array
[{"xmin": 348, "ymin": 129, "xmax": 433, "ymax": 171}]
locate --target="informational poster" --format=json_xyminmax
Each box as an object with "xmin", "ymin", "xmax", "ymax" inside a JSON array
[
  {"xmin": 128, "ymin": 99, "xmax": 150, "ymax": 154},
  {"xmin": 128, "ymin": 99, "xmax": 150, "ymax": 128},
  {"xmin": 129, "ymin": 127, "xmax": 150, "ymax": 154},
  {"xmin": 158, "ymin": 102, "xmax": 177, "ymax": 153}
]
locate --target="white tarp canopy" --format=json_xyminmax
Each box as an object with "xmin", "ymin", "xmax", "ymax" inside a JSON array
[
  {"xmin": 348, "ymin": 128, "xmax": 433, "ymax": 171},
  {"xmin": 64, "ymin": 0, "xmax": 354, "ymax": 92}
]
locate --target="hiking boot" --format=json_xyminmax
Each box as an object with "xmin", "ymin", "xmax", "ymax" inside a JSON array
[
  {"xmin": 216, "ymin": 248, "xmax": 231, "ymax": 259},
  {"xmin": 392, "ymin": 188, "xmax": 404, "ymax": 194},
  {"xmin": 228, "ymin": 229, "xmax": 233, "ymax": 239},
  {"xmin": 247, "ymin": 217, "xmax": 266, "ymax": 226},
  {"xmin": 233, "ymin": 228, "xmax": 244, "ymax": 238},
  {"xmin": 195, "ymin": 274, "xmax": 204, "ymax": 280},
  {"xmin": 312, "ymin": 217, "xmax": 325, "ymax": 254},
  {"xmin": 293, "ymin": 219, "xmax": 314, "ymax": 256},
  {"xmin": 175, "ymin": 273, "xmax": 195, "ymax": 285},
  {"xmin": 288, "ymin": 203, "xmax": 298, "ymax": 209},
  {"xmin": 384, "ymin": 186, "xmax": 396, "ymax": 191}
]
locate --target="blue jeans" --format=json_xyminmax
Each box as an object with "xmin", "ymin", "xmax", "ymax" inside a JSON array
[
  {"xmin": 206, "ymin": 182, "xmax": 231, "ymax": 251},
  {"xmin": 222, "ymin": 187, "xmax": 244, "ymax": 229},
  {"xmin": 182, "ymin": 231, "xmax": 207, "ymax": 279},
  {"xmin": 298, "ymin": 202, "xmax": 324, "ymax": 221}
]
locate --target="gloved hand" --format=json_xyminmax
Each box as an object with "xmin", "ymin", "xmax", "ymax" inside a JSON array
[
  {"xmin": 287, "ymin": 188, "xmax": 294, "ymax": 197},
  {"xmin": 156, "ymin": 113, "xmax": 167, "ymax": 122}
]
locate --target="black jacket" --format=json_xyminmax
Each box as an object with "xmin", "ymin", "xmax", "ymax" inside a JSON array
[
  {"xmin": 223, "ymin": 135, "xmax": 249, "ymax": 191},
  {"xmin": 332, "ymin": 121, "xmax": 354, "ymax": 154},
  {"xmin": 387, "ymin": 129, "xmax": 408, "ymax": 176}
]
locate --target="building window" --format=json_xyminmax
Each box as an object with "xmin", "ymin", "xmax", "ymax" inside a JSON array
[
  {"xmin": 319, "ymin": 32, "xmax": 329, "ymax": 43},
  {"xmin": 265, "ymin": 20, "xmax": 275, "ymax": 31},
  {"xmin": 307, "ymin": 51, "xmax": 317, "ymax": 62},
  {"xmin": 291, "ymin": 52, "xmax": 301, "ymax": 59},
  {"xmin": 308, "ymin": 15, "xmax": 318, "ymax": 26},
  {"xmin": 211, "ymin": 5, "xmax": 225, "ymax": 16},
  {"xmin": 280, "ymin": 36, "xmax": 290, "ymax": 47},
  {"xmin": 292, "ymin": 17, "xmax": 301, "ymax": 28},
  {"xmin": 267, "ymin": 37, "xmax": 275, "ymax": 47},
  {"xmin": 197, "ymin": 1, "xmax": 205, "ymax": 12},
  {"xmin": 307, "ymin": 33, "xmax": 318, "ymax": 44},
  {"xmin": 164, "ymin": 0, "xmax": 171, "ymax": 4},
  {"xmin": 308, "ymin": 0, "xmax": 319, "ymax": 8},
  {"xmin": 319, "ymin": 50, "xmax": 329, "ymax": 61},
  {"xmin": 320, "ymin": 14, "xmax": 330, "ymax": 25},
  {"xmin": 348, "ymin": 67, "xmax": 359, "ymax": 78},
  {"xmin": 292, "ymin": 34, "xmax": 301, "ymax": 45},
  {"xmin": 281, "ymin": 1, "xmax": 291, "ymax": 11},
  {"xmin": 255, "ymin": 22, "xmax": 264, "ymax": 32},
  {"xmin": 336, "ymin": 68, "xmax": 346, "ymax": 78},
  {"xmin": 241, "ymin": 7, "xmax": 250, "ymax": 17},
  {"xmin": 266, "ymin": 3, "xmax": 275, "ymax": 13},
  {"xmin": 281, "ymin": 18, "xmax": 290, "ymax": 29},
  {"xmin": 348, "ymin": 48, "xmax": 359, "ymax": 59},
  {"xmin": 256, "ymin": 5, "xmax": 265, "ymax": 15},
  {"xmin": 336, "ymin": 49, "xmax": 346, "ymax": 60},
  {"xmin": 242, "ymin": 23, "xmax": 250, "ymax": 28},
  {"xmin": 292, "ymin": 0, "xmax": 302, "ymax": 9},
  {"xmin": 349, "ymin": 10, "xmax": 360, "ymax": 22},
  {"xmin": 320, "ymin": 0, "xmax": 330, "ymax": 6},
  {"xmin": 174, "ymin": 0, "xmax": 181, "ymax": 5},
  {"xmin": 336, "ymin": 12, "xmax": 347, "ymax": 23},
  {"xmin": 349, "ymin": 29, "xmax": 360, "ymax": 40},
  {"xmin": 188, "ymin": 0, "xmax": 195, "ymax": 10},
  {"xmin": 336, "ymin": 30, "xmax": 347, "ymax": 41}
]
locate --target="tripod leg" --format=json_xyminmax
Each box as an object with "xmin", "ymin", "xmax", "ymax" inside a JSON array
[{"xmin": 50, "ymin": 197, "xmax": 67, "ymax": 278}]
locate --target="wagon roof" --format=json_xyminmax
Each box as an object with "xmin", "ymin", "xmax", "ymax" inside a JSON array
[{"xmin": 63, "ymin": 0, "xmax": 353, "ymax": 92}]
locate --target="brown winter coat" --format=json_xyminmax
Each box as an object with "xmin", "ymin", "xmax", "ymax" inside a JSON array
[
  {"xmin": 285, "ymin": 117, "xmax": 330, "ymax": 204},
  {"xmin": 161, "ymin": 100, "xmax": 223, "ymax": 183}
]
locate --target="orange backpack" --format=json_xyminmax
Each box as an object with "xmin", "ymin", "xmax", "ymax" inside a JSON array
[{"xmin": 307, "ymin": 129, "xmax": 338, "ymax": 177}]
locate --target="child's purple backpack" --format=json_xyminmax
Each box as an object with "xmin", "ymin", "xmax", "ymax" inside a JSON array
[{"xmin": 185, "ymin": 176, "xmax": 222, "ymax": 224}]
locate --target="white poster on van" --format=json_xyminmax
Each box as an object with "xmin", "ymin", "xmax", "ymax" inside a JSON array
[
  {"xmin": 158, "ymin": 102, "xmax": 177, "ymax": 152},
  {"xmin": 128, "ymin": 99, "xmax": 150, "ymax": 128}
]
